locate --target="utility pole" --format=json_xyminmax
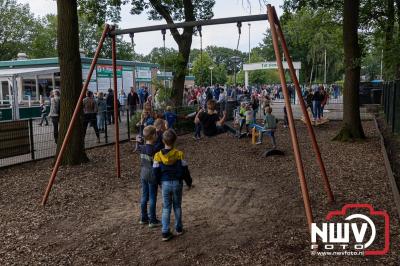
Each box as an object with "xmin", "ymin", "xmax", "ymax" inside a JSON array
[{"xmin": 324, "ymin": 49, "xmax": 327, "ymax": 84}]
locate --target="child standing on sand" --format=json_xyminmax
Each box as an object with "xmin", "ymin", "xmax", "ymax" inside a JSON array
[
  {"xmin": 137, "ymin": 126, "xmax": 161, "ymax": 228},
  {"xmin": 153, "ymin": 129, "xmax": 192, "ymax": 241}
]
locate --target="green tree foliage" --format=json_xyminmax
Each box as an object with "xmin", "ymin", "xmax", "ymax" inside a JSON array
[
  {"xmin": 145, "ymin": 47, "xmax": 179, "ymax": 72},
  {"xmin": 204, "ymin": 46, "xmax": 247, "ymax": 75},
  {"xmin": 248, "ymin": 49, "xmax": 280, "ymax": 85},
  {"xmin": 79, "ymin": 15, "xmax": 135, "ymax": 60},
  {"xmin": 30, "ymin": 15, "xmax": 58, "ymax": 58},
  {"xmin": 0, "ymin": 0, "xmax": 38, "ymax": 60},
  {"xmin": 283, "ymin": 0, "xmax": 368, "ymax": 140},
  {"xmin": 191, "ymin": 52, "xmax": 226, "ymax": 86},
  {"xmin": 78, "ymin": 0, "xmax": 215, "ymax": 104},
  {"xmin": 257, "ymin": 7, "xmax": 343, "ymax": 83}
]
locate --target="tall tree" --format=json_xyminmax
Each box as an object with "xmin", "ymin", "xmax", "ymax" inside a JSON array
[
  {"xmin": 146, "ymin": 47, "xmax": 180, "ymax": 72},
  {"xmin": 79, "ymin": 0, "xmax": 215, "ymax": 105},
  {"xmin": 383, "ymin": 0, "xmax": 395, "ymax": 79},
  {"xmin": 131, "ymin": 0, "xmax": 214, "ymax": 104},
  {"xmin": 394, "ymin": 0, "xmax": 400, "ymax": 78},
  {"xmin": 283, "ymin": 0, "xmax": 367, "ymax": 140},
  {"xmin": 30, "ymin": 15, "xmax": 58, "ymax": 58},
  {"xmin": 79, "ymin": 15, "xmax": 136, "ymax": 60},
  {"xmin": 333, "ymin": 0, "xmax": 365, "ymax": 140},
  {"xmin": 192, "ymin": 52, "xmax": 214, "ymax": 86},
  {"xmin": 57, "ymin": 0, "xmax": 88, "ymax": 164},
  {"xmin": 258, "ymin": 7, "xmax": 344, "ymax": 83},
  {"xmin": 0, "ymin": 0, "xmax": 37, "ymax": 60}
]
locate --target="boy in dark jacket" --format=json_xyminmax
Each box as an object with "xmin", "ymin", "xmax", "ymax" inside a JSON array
[
  {"xmin": 138, "ymin": 126, "xmax": 161, "ymax": 228},
  {"xmin": 153, "ymin": 129, "xmax": 192, "ymax": 241}
]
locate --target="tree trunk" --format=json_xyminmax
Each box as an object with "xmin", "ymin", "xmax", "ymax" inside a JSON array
[
  {"xmin": 173, "ymin": 34, "xmax": 192, "ymax": 105},
  {"xmin": 395, "ymin": 0, "xmax": 400, "ymax": 78},
  {"xmin": 333, "ymin": 0, "xmax": 365, "ymax": 141},
  {"xmin": 149, "ymin": 0, "xmax": 194, "ymax": 106},
  {"xmin": 56, "ymin": 0, "xmax": 88, "ymax": 164},
  {"xmin": 384, "ymin": 0, "xmax": 395, "ymax": 79}
]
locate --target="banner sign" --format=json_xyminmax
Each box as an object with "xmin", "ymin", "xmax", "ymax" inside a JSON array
[{"xmin": 96, "ymin": 65, "xmax": 122, "ymax": 78}]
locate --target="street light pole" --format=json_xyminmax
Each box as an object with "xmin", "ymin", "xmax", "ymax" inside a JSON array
[
  {"xmin": 248, "ymin": 23, "xmax": 251, "ymax": 63},
  {"xmin": 209, "ymin": 66, "xmax": 214, "ymax": 86},
  {"xmin": 230, "ymin": 56, "xmax": 241, "ymax": 87},
  {"xmin": 234, "ymin": 64, "xmax": 237, "ymax": 86},
  {"xmin": 380, "ymin": 49, "xmax": 383, "ymax": 80},
  {"xmin": 324, "ymin": 49, "xmax": 327, "ymax": 84}
]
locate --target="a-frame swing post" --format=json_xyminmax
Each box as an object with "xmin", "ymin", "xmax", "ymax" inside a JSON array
[
  {"xmin": 41, "ymin": 24, "xmax": 111, "ymax": 206},
  {"xmin": 271, "ymin": 6, "xmax": 334, "ymax": 203},
  {"xmin": 111, "ymin": 26, "xmax": 121, "ymax": 178},
  {"xmin": 267, "ymin": 4, "xmax": 314, "ymax": 228}
]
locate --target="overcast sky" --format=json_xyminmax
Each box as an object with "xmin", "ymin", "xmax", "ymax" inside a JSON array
[{"xmin": 18, "ymin": 0, "xmax": 283, "ymax": 55}]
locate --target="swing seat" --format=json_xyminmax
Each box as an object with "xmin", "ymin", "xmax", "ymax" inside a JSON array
[
  {"xmin": 236, "ymin": 132, "xmax": 248, "ymax": 139},
  {"xmin": 263, "ymin": 149, "xmax": 285, "ymax": 157},
  {"xmin": 301, "ymin": 110, "xmax": 329, "ymax": 126},
  {"xmin": 249, "ymin": 124, "xmax": 268, "ymax": 144}
]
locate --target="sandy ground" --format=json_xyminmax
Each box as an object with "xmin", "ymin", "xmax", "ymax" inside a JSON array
[{"xmin": 0, "ymin": 121, "xmax": 399, "ymax": 265}]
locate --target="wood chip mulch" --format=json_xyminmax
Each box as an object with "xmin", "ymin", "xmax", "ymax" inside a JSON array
[{"xmin": 0, "ymin": 121, "xmax": 399, "ymax": 265}]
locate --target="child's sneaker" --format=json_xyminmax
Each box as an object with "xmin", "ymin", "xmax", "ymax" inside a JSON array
[
  {"xmin": 176, "ymin": 229, "xmax": 184, "ymax": 236},
  {"xmin": 139, "ymin": 219, "xmax": 149, "ymax": 225},
  {"xmin": 149, "ymin": 219, "xmax": 161, "ymax": 228},
  {"xmin": 162, "ymin": 232, "xmax": 173, "ymax": 241}
]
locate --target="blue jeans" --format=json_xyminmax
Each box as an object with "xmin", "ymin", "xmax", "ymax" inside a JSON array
[
  {"xmin": 161, "ymin": 180, "xmax": 183, "ymax": 234},
  {"xmin": 252, "ymin": 109, "xmax": 258, "ymax": 124},
  {"xmin": 97, "ymin": 112, "xmax": 106, "ymax": 130},
  {"xmin": 194, "ymin": 123, "xmax": 202, "ymax": 138},
  {"xmin": 258, "ymin": 130, "xmax": 276, "ymax": 147},
  {"xmin": 140, "ymin": 178, "xmax": 158, "ymax": 223},
  {"xmin": 312, "ymin": 101, "xmax": 322, "ymax": 119}
]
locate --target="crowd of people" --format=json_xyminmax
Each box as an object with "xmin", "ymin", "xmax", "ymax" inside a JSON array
[{"xmin": 41, "ymin": 81, "xmax": 339, "ymax": 146}]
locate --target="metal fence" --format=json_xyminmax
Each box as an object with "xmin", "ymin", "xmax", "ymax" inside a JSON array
[
  {"xmin": 0, "ymin": 111, "xmax": 131, "ymax": 168},
  {"xmin": 0, "ymin": 106, "xmax": 201, "ymax": 168},
  {"xmin": 383, "ymin": 81, "xmax": 400, "ymax": 134}
]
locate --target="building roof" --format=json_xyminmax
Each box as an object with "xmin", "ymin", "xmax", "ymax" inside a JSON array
[
  {"xmin": 0, "ymin": 67, "xmax": 60, "ymax": 78},
  {"xmin": 0, "ymin": 57, "xmax": 159, "ymax": 69}
]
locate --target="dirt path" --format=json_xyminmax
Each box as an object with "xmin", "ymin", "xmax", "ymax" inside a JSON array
[{"xmin": 0, "ymin": 121, "xmax": 399, "ymax": 265}]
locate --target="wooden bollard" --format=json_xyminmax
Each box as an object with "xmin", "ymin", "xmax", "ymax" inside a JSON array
[{"xmin": 252, "ymin": 127, "xmax": 259, "ymax": 144}]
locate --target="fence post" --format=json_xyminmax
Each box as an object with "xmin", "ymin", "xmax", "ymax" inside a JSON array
[
  {"xmin": 127, "ymin": 110, "xmax": 130, "ymax": 140},
  {"xmin": 387, "ymin": 83, "xmax": 390, "ymax": 122},
  {"xmin": 28, "ymin": 118, "xmax": 35, "ymax": 160},
  {"xmin": 104, "ymin": 111, "xmax": 108, "ymax": 143},
  {"xmin": 293, "ymin": 88, "xmax": 296, "ymax": 105},
  {"xmin": 393, "ymin": 82, "xmax": 398, "ymax": 134},
  {"xmin": 383, "ymin": 83, "xmax": 386, "ymax": 115}
]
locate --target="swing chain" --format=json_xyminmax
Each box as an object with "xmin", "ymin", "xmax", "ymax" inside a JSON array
[
  {"xmin": 161, "ymin": 29, "xmax": 167, "ymax": 86},
  {"xmin": 129, "ymin": 32, "xmax": 135, "ymax": 59},
  {"xmin": 161, "ymin": 28, "xmax": 166, "ymax": 41},
  {"xmin": 196, "ymin": 25, "xmax": 204, "ymax": 86},
  {"xmin": 236, "ymin": 21, "xmax": 242, "ymax": 51}
]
